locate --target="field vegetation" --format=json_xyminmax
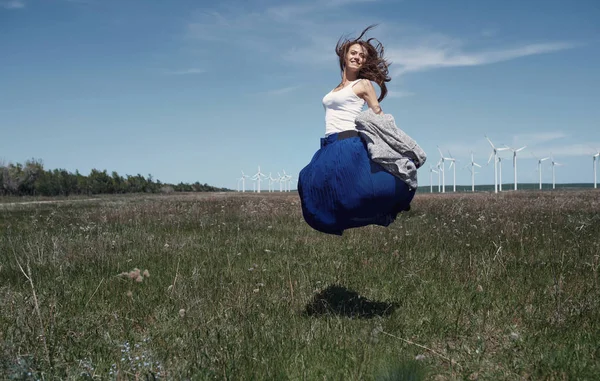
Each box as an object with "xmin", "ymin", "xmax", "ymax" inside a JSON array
[{"xmin": 1, "ymin": 190, "xmax": 599, "ymax": 380}]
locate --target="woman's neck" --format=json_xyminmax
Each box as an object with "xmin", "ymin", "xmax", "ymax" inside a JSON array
[{"xmin": 342, "ymin": 69, "xmax": 359, "ymax": 84}]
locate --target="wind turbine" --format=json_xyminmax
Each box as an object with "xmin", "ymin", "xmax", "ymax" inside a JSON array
[
  {"xmin": 237, "ymin": 170, "xmax": 249, "ymax": 192},
  {"xmin": 267, "ymin": 173, "xmax": 278, "ymax": 192},
  {"xmin": 277, "ymin": 172, "xmax": 284, "ymax": 192},
  {"xmin": 436, "ymin": 161, "xmax": 442, "ymax": 192},
  {"xmin": 532, "ymin": 152, "xmax": 550, "ymax": 190},
  {"xmin": 551, "ymin": 155, "xmax": 563, "ymax": 190},
  {"xmin": 593, "ymin": 151, "xmax": 600, "ymax": 189},
  {"xmin": 505, "ymin": 145, "xmax": 527, "ymax": 191},
  {"xmin": 437, "ymin": 147, "xmax": 452, "ymax": 193},
  {"xmin": 467, "ymin": 152, "xmax": 481, "ymax": 192},
  {"xmin": 429, "ymin": 165, "xmax": 438, "ymax": 193},
  {"xmin": 486, "ymin": 136, "xmax": 509, "ymax": 194},
  {"xmin": 252, "ymin": 166, "xmax": 268, "ymax": 193},
  {"xmin": 282, "ymin": 170, "xmax": 293, "ymax": 192},
  {"xmin": 447, "ymin": 151, "xmax": 457, "ymax": 192}
]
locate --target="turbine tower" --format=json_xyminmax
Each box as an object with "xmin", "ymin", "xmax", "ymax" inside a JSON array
[
  {"xmin": 498, "ymin": 157, "xmax": 504, "ymax": 192},
  {"xmin": 486, "ymin": 136, "xmax": 509, "ymax": 194},
  {"xmin": 505, "ymin": 145, "xmax": 527, "ymax": 191},
  {"xmin": 551, "ymin": 156, "xmax": 562, "ymax": 190},
  {"xmin": 436, "ymin": 161, "xmax": 442, "ymax": 192},
  {"xmin": 467, "ymin": 152, "xmax": 481, "ymax": 192},
  {"xmin": 429, "ymin": 165, "xmax": 438, "ymax": 193},
  {"xmin": 593, "ymin": 151, "xmax": 599, "ymax": 189}
]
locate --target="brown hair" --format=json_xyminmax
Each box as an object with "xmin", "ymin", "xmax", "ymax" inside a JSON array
[{"xmin": 335, "ymin": 24, "xmax": 391, "ymax": 102}]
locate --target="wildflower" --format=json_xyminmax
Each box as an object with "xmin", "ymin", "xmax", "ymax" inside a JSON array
[
  {"xmin": 136, "ymin": 275, "xmax": 143, "ymax": 283},
  {"xmin": 129, "ymin": 268, "xmax": 141, "ymax": 280},
  {"xmin": 179, "ymin": 308, "xmax": 186, "ymax": 318},
  {"xmin": 476, "ymin": 285, "xmax": 484, "ymax": 293},
  {"xmin": 126, "ymin": 291, "xmax": 133, "ymax": 298},
  {"xmin": 143, "ymin": 269, "xmax": 150, "ymax": 278}
]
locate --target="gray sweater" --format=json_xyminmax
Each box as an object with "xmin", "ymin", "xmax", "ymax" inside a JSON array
[{"xmin": 355, "ymin": 109, "xmax": 427, "ymax": 190}]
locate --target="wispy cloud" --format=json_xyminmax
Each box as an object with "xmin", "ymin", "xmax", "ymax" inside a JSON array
[
  {"xmin": 387, "ymin": 90, "xmax": 414, "ymax": 98},
  {"xmin": 387, "ymin": 41, "xmax": 579, "ymax": 76},
  {"xmin": 267, "ymin": 0, "xmax": 375, "ymax": 22},
  {"xmin": 163, "ymin": 68, "xmax": 206, "ymax": 75},
  {"xmin": 1, "ymin": 0, "xmax": 25, "ymax": 9},
  {"xmin": 512, "ymin": 132, "xmax": 567, "ymax": 147},
  {"xmin": 263, "ymin": 85, "xmax": 303, "ymax": 96},
  {"xmin": 184, "ymin": 3, "xmax": 580, "ymax": 83},
  {"xmin": 536, "ymin": 143, "xmax": 600, "ymax": 158}
]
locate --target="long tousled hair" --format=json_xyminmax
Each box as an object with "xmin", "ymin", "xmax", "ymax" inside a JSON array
[{"xmin": 335, "ymin": 24, "xmax": 391, "ymax": 102}]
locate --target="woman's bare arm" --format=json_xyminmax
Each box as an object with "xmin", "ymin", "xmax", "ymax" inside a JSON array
[{"xmin": 354, "ymin": 79, "xmax": 383, "ymax": 114}]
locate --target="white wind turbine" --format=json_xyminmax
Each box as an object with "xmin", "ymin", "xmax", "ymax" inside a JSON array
[
  {"xmin": 436, "ymin": 160, "xmax": 442, "ymax": 192},
  {"xmin": 429, "ymin": 165, "xmax": 438, "ymax": 193},
  {"xmin": 551, "ymin": 155, "xmax": 563, "ymax": 190},
  {"xmin": 282, "ymin": 170, "xmax": 293, "ymax": 192},
  {"xmin": 267, "ymin": 173, "xmax": 278, "ymax": 192},
  {"xmin": 277, "ymin": 172, "xmax": 285, "ymax": 192},
  {"xmin": 467, "ymin": 152, "xmax": 481, "ymax": 192},
  {"xmin": 486, "ymin": 136, "xmax": 509, "ymax": 194},
  {"xmin": 237, "ymin": 170, "xmax": 250, "ymax": 192},
  {"xmin": 531, "ymin": 152, "xmax": 550, "ymax": 190},
  {"xmin": 447, "ymin": 150, "xmax": 457, "ymax": 192},
  {"xmin": 593, "ymin": 150, "xmax": 600, "ymax": 189},
  {"xmin": 252, "ymin": 166, "xmax": 268, "ymax": 193},
  {"xmin": 437, "ymin": 147, "xmax": 450, "ymax": 193},
  {"xmin": 505, "ymin": 145, "xmax": 527, "ymax": 191}
]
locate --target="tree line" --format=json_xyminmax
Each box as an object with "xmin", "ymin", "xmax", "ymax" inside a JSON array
[{"xmin": 0, "ymin": 159, "xmax": 229, "ymax": 196}]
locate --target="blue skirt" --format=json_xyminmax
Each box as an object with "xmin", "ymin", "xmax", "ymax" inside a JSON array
[{"xmin": 298, "ymin": 133, "xmax": 415, "ymax": 235}]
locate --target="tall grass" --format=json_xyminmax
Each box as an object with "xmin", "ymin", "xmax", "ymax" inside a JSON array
[{"xmin": 1, "ymin": 191, "xmax": 599, "ymax": 380}]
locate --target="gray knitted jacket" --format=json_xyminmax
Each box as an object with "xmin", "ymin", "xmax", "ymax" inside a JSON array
[{"xmin": 355, "ymin": 109, "xmax": 427, "ymax": 190}]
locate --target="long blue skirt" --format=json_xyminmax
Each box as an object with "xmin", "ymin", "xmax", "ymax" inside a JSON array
[{"xmin": 298, "ymin": 133, "xmax": 415, "ymax": 235}]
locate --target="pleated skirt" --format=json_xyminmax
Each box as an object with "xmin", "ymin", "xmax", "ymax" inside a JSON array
[{"xmin": 297, "ymin": 133, "xmax": 415, "ymax": 235}]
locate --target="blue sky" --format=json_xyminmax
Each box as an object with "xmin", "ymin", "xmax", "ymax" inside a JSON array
[{"xmin": 1, "ymin": 0, "xmax": 599, "ymax": 190}]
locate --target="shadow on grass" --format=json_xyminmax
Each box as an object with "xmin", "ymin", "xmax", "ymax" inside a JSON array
[{"xmin": 304, "ymin": 285, "xmax": 397, "ymax": 319}]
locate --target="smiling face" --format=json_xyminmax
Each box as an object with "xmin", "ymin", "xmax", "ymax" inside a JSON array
[{"xmin": 345, "ymin": 43, "xmax": 367, "ymax": 72}]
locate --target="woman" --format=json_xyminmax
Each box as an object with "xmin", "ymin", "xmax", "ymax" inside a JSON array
[{"xmin": 298, "ymin": 25, "xmax": 417, "ymax": 236}]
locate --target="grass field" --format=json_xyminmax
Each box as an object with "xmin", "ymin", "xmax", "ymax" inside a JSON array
[{"xmin": 1, "ymin": 190, "xmax": 599, "ymax": 380}]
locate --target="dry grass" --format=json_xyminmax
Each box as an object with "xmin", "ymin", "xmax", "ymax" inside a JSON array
[{"xmin": 1, "ymin": 190, "xmax": 599, "ymax": 380}]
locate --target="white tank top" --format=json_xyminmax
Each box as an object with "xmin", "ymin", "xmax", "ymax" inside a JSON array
[{"xmin": 322, "ymin": 79, "xmax": 365, "ymax": 136}]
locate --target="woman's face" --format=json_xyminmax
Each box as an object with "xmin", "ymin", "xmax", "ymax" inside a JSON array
[{"xmin": 345, "ymin": 43, "xmax": 367, "ymax": 71}]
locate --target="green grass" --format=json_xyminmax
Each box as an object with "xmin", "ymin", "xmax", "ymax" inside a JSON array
[{"xmin": 1, "ymin": 191, "xmax": 599, "ymax": 380}]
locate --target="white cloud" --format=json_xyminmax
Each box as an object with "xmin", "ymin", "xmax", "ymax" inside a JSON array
[
  {"xmin": 183, "ymin": 3, "xmax": 580, "ymax": 82},
  {"xmin": 387, "ymin": 90, "xmax": 414, "ymax": 98},
  {"xmin": 388, "ymin": 41, "xmax": 578, "ymax": 76},
  {"xmin": 512, "ymin": 132, "xmax": 567, "ymax": 147},
  {"xmin": 264, "ymin": 85, "xmax": 303, "ymax": 95},
  {"xmin": 267, "ymin": 0, "xmax": 375, "ymax": 21},
  {"xmin": 1, "ymin": 0, "xmax": 25, "ymax": 9},
  {"xmin": 164, "ymin": 68, "xmax": 206, "ymax": 75},
  {"xmin": 538, "ymin": 143, "xmax": 600, "ymax": 158}
]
